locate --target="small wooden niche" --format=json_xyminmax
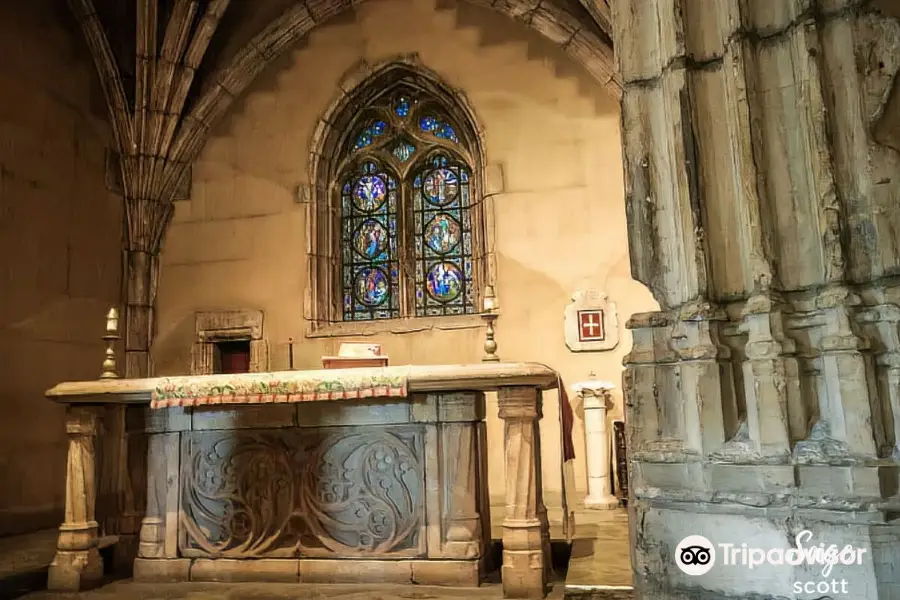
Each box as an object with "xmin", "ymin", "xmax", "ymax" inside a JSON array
[
  {"xmin": 191, "ymin": 310, "xmax": 269, "ymax": 375},
  {"xmin": 214, "ymin": 340, "xmax": 252, "ymax": 374}
]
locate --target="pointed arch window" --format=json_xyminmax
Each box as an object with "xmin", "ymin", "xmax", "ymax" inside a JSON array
[{"xmin": 334, "ymin": 86, "xmax": 480, "ymax": 322}]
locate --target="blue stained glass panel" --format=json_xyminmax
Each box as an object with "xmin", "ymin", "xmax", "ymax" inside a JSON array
[
  {"xmin": 355, "ymin": 267, "xmax": 390, "ymax": 306},
  {"xmin": 338, "ymin": 89, "xmax": 476, "ymax": 322},
  {"xmin": 340, "ymin": 161, "xmax": 400, "ymax": 321},
  {"xmin": 352, "ymin": 120, "xmax": 389, "ymax": 150},
  {"xmin": 412, "ymin": 156, "xmax": 474, "ymax": 316},
  {"xmin": 352, "ymin": 219, "xmax": 388, "ymax": 260},
  {"xmin": 352, "ymin": 175, "xmax": 386, "ymax": 210},
  {"xmin": 436, "ymin": 124, "xmax": 458, "ymax": 143},
  {"xmin": 419, "ymin": 117, "xmax": 458, "ymax": 143},
  {"xmin": 392, "ymin": 142, "xmax": 416, "ymax": 162},
  {"xmin": 420, "ymin": 116, "xmax": 438, "ymax": 132},
  {"xmin": 426, "ymin": 262, "xmax": 463, "ymax": 302},
  {"xmin": 395, "ymin": 97, "xmax": 410, "ymax": 117},
  {"xmin": 424, "ymin": 214, "xmax": 461, "ymax": 254}
]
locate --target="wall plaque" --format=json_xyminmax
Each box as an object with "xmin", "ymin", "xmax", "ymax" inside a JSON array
[{"xmin": 564, "ymin": 290, "xmax": 619, "ymax": 352}]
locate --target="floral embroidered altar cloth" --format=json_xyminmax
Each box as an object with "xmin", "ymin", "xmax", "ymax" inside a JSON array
[{"xmin": 150, "ymin": 366, "xmax": 410, "ymax": 409}]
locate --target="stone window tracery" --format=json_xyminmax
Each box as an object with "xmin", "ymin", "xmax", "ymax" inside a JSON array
[{"xmin": 307, "ymin": 65, "xmax": 490, "ymax": 334}]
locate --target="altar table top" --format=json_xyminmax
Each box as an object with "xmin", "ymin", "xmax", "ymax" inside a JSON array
[{"xmin": 45, "ymin": 362, "xmax": 560, "ymax": 406}]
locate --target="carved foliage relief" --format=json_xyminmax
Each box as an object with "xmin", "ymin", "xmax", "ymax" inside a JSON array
[{"xmin": 179, "ymin": 427, "xmax": 425, "ymax": 558}]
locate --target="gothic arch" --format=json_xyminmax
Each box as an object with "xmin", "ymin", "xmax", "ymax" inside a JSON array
[
  {"xmin": 305, "ymin": 59, "xmax": 494, "ymax": 333},
  {"xmin": 308, "ymin": 56, "xmax": 487, "ymax": 193},
  {"xmin": 169, "ymin": 0, "xmax": 618, "ymax": 174}
]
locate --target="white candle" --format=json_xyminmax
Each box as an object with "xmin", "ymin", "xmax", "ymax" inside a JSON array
[
  {"xmin": 482, "ymin": 285, "xmax": 497, "ymax": 312},
  {"xmin": 106, "ymin": 308, "xmax": 119, "ymax": 333}
]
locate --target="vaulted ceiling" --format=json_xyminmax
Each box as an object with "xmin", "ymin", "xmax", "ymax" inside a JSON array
[
  {"xmin": 87, "ymin": 0, "xmax": 614, "ymax": 116},
  {"xmin": 67, "ymin": 0, "xmax": 617, "ymax": 255}
]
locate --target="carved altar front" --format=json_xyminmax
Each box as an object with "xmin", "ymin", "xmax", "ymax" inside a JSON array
[
  {"xmin": 134, "ymin": 394, "xmax": 488, "ymax": 585},
  {"xmin": 45, "ymin": 363, "xmax": 557, "ymax": 599}
]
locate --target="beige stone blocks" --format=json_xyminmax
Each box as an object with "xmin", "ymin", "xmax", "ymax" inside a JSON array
[
  {"xmin": 133, "ymin": 557, "xmax": 192, "ymax": 582},
  {"xmin": 133, "ymin": 558, "xmax": 481, "ymax": 586},
  {"xmin": 192, "ymin": 559, "xmax": 299, "ymax": 583}
]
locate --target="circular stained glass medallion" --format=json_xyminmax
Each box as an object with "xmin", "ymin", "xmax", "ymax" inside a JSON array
[
  {"xmin": 352, "ymin": 175, "xmax": 387, "ymax": 211},
  {"xmin": 353, "ymin": 219, "xmax": 388, "ymax": 259},
  {"xmin": 426, "ymin": 262, "xmax": 463, "ymax": 303},
  {"xmin": 424, "ymin": 214, "xmax": 461, "ymax": 254},
  {"xmin": 423, "ymin": 168, "xmax": 458, "ymax": 206},
  {"xmin": 354, "ymin": 267, "xmax": 389, "ymax": 307}
]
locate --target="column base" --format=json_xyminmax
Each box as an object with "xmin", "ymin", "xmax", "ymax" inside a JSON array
[
  {"xmin": 584, "ymin": 495, "xmax": 621, "ymax": 510},
  {"xmin": 47, "ymin": 548, "xmax": 104, "ymax": 592},
  {"xmin": 501, "ymin": 549, "xmax": 547, "ymax": 599}
]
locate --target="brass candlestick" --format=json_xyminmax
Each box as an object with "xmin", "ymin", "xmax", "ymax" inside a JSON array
[
  {"xmin": 481, "ymin": 285, "xmax": 500, "ymax": 362},
  {"xmin": 100, "ymin": 307, "xmax": 120, "ymax": 379}
]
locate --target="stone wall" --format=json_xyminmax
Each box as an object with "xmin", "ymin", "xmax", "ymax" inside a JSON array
[
  {"xmin": 0, "ymin": 2, "xmax": 121, "ymax": 536},
  {"xmin": 153, "ymin": 0, "xmax": 656, "ymax": 506},
  {"xmin": 614, "ymin": 0, "xmax": 900, "ymax": 597}
]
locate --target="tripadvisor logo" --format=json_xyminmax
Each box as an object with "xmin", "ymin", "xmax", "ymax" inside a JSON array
[
  {"xmin": 675, "ymin": 535, "xmax": 715, "ymax": 576},
  {"xmin": 674, "ymin": 531, "xmax": 868, "ymax": 578}
]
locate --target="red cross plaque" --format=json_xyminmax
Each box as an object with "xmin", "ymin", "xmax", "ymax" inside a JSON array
[{"xmin": 577, "ymin": 310, "xmax": 605, "ymax": 342}]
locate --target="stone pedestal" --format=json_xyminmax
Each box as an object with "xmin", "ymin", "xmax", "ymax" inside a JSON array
[{"xmin": 574, "ymin": 380, "xmax": 619, "ymax": 510}]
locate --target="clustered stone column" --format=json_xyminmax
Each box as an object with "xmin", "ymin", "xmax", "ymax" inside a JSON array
[
  {"xmin": 69, "ymin": 0, "xmax": 226, "ymax": 570},
  {"xmin": 612, "ymin": 0, "xmax": 900, "ymax": 598}
]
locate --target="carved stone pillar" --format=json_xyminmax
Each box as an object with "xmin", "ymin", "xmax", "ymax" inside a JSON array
[
  {"xmin": 794, "ymin": 288, "xmax": 879, "ymax": 462},
  {"xmin": 137, "ymin": 433, "xmax": 168, "ymax": 559},
  {"xmin": 98, "ymin": 248, "xmax": 159, "ymax": 571},
  {"xmin": 613, "ymin": 1, "xmax": 900, "ymax": 597},
  {"xmin": 431, "ymin": 392, "xmax": 486, "ymax": 560},
  {"xmin": 441, "ymin": 422, "xmax": 481, "ymax": 557},
  {"xmin": 574, "ymin": 380, "xmax": 619, "ymax": 509},
  {"xmin": 710, "ymin": 292, "xmax": 798, "ymax": 462},
  {"xmin": 48, "ymin": 406, "xmax": 104, "ymax": 591},
  {"xmin": 497, "ymin": 386, "xmax": 549, "ymax": 599},
  {"xmin": 857, "ymin": 302, "xmax": 900, "ymax": 459}
]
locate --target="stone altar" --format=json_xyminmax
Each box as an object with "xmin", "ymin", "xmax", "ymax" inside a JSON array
[{"xmin": 45, "ymin": 363, "xmax": 558, "ymax": 599}]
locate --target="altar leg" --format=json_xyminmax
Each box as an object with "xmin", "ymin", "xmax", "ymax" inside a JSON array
[
  {"xmin": 137, "ymin": 433, "xmax": 168, "ymax": 559},
  {"xmin": 498, "ymin": 386, "xmax": 549, "ymax": 599},
  {"xmin": 48, "ymin": 406, "xmax": 104, "ymax": 591}
]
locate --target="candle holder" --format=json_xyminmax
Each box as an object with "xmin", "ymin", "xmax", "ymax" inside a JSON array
[
  {"xmin": 100, "ymin": 307, "xmax": 120, "ymax": 379},
  {"xmin": 481, "ymin": 285, "xmax": 500, "ymax": 362}
]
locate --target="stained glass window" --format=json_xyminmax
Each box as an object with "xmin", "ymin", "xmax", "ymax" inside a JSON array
[
  {"xmin": 336, "ymin": 85, "xmax": 477, "ymax": 322},
  {"xmin": 340, "ymin": 161, "xmax": 400, "ymax": 321},
  {"xmin": 413, "ymin": 155, "xmax": 474, "ymax": 316},
  {"xmin": 352, "ymin": 120, "xmax": 388, "ymax": 150}
]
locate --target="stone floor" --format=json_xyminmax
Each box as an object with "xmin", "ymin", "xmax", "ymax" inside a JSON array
[
  {"xmin": 20, "ymin": 581, "xmax": 532, "ymax": 600},
  {"xmin": 562, "ymin": 509, "xmax": 632, "ymax": 594},
  {"xmin": 0, "ymin": 507, "xmax": 631, "ymax": 600}
]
